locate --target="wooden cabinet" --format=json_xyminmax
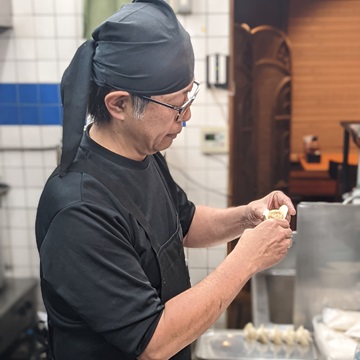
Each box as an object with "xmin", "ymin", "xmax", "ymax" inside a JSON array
[{"xmin": 229, "ymin": 24, "xmax": 292, "ymax": 207}]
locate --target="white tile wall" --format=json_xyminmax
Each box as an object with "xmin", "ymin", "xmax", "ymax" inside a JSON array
[
  {"xmin": 33, "ymin": 0, "xmax": 55, "ymax": 15},
  {"xmin": 0, "ymin": 0, "xmax": 230, "ymax": 328},
  {"xmin": 11, "ymin": 0, "xmax": 32, "ymax": 15}
]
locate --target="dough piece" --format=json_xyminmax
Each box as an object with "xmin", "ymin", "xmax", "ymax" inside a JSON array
[
  {"xmin": 243, "ymin": 322, "xmax": 257, "ymax": 341},
  {"xmin": 222, "ymin": 340, "xmax": 231, "ymax": 347},
  {"xmin": 263, "ymin": 205, "xmax": 288, "ymax": 220}
]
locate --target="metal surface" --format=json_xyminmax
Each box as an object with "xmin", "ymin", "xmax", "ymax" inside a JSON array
[
  {"xmin": 340, "ymin": 121, "xmax": 360, "ymax": 202},
  {"xmin": 0, "ymin": 278, "xmax": 38, "ymax": 354},
  {"xmin": 293, "ymin": 202, "xmax": 360, "ymax": 330},
  {"xmin": 252, "ymin": 233, "xmax": 297, "ymax": 327},
  {"xmin": 195, "ymin": 329, "xmax": 317, "ymax": 360}
]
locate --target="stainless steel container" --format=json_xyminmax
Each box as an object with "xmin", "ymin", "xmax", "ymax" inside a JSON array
[
  {"xmin": 294, "ymin": 202, "xmax": 360, "ymax": 330},
  {"xmin": 195, "ymin": 329, "xmax": 318, "ymax": 359}
]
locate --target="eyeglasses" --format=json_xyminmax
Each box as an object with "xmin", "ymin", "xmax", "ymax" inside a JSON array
[{"xmin": 139, "ymin": 81, "xmax": 200, "ymax": 122}]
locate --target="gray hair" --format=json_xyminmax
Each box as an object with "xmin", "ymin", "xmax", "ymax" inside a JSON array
[
  {"xmin": 131, "ymin": 95, "xmax": 149, "ymax": 120},
  {"xmin": 88, "ymin": 82, "xmax": 150, "ymax": 123}
]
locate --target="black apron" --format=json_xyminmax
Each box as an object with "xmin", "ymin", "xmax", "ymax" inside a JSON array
[{"xmin": 51, "ymin": 157, "xmax": 192, "ymax": 359}]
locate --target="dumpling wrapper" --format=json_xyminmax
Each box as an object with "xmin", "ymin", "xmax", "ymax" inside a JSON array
[{"xmin": 263, "ymin": 205, "xmax": 288, "ymax": 220}]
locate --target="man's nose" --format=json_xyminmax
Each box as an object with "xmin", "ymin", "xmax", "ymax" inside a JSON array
[{"xmin": 181, "ymin": 108, "xmax": 192, "ymax": 126}]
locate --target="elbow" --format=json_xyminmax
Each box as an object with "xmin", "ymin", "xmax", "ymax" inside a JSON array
[
  {"xmin": 138, "ymin": 349, "xmax": 170, "ymax": 360},
  {"xmin": 138, "ymin": 339, "xmax": 181, "ymax": 360}
]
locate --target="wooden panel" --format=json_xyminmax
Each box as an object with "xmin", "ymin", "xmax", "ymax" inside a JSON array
[
  {"xmin": 234, "ymin": 0, "xmax": 289, "ymax": 32},
  {"xmin": 288, "ymin": 0, "xmax": 360, "ymax": 154},
  {"xmin": 289, "ymin": 176, "xmax": 337, "ymax": 197},
  {"xmin": 229, "ymin": 23, "xmax": 292, "ymax": 206},
  {"xmin": 228, "ymin": 23, "xmax": 257, "ymax": 207}
]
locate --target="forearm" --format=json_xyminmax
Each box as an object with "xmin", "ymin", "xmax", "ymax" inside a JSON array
[
  {"xmin": 140, "ymin": 196, "xmax": 294, "ymax": 360},
  {"xmin": 183, "ymin": 205, "xmax": 252, "ymax": 248},
  {"xmin": 139, "ymin": 246, "xmax": 255, "ymax": 360}
]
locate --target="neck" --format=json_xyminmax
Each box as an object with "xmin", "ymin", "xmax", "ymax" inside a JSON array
[{"xmin": 88, "ymin": 122, "xmax": 146, "ymax": 161}]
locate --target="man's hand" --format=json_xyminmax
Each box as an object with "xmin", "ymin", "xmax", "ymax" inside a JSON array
[
  {"xmin": 245, "ymin": 191, "xmax": 296, "ymax": 227},
  {"xmin": 234, "ymin": 217, "xmax": 293, "ymax": 274}
]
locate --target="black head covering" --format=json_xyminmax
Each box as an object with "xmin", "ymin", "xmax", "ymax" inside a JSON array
[{"xmin": 59, "ymin": 0, "xmax": 194, "ymax": 175}]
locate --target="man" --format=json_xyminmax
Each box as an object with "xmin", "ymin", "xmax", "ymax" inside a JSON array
[{"xmin": 35, "ymin": 1, "xmax": 295, "ymax": 359}]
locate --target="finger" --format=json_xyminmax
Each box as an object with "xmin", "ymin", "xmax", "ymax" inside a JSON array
[
  {"xmin": 276, "ymin": 218, "xmax": 291, "ymax": 228},
  {"xmin": 280, "ymin": 228, "xmax": 292, "ymax": 245},
  {"xmin": 285, "ymin": 212, "xmax": 292, "ymax": 222},
  {"xmin": 273, "ymin": 192, "xmax": 296, "ymax": 216},
  {"xmin": 283, "ymin": 202, "xmax": 296, "ymax": 217}
]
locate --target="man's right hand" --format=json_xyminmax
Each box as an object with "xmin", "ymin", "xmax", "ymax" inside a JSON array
[{"xmin": 234, "ymin": 218, "xmax": 292, "ymax": 275}]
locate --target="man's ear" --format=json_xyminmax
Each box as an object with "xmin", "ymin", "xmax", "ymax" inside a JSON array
[{"xmin": 104, "ymin": 91, "xmax": 131, "ymax": 120}]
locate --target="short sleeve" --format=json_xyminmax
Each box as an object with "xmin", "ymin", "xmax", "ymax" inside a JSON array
[{"xmin": 40, "ymin": 201, "xmax": 164, "ymax": 357}]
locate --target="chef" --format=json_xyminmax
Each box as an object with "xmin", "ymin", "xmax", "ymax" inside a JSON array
[{"xmin": 35, "ymin": 1, "xmax": 295, "ymax": 359}]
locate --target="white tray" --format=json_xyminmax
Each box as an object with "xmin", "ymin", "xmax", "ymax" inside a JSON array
[{"xmin": 195, "ymin": 329, "xmax": 318, "ymax": 360}]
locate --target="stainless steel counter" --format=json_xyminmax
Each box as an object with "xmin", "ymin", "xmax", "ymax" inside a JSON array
[
  {"xmin": 252, "ymin": 232, "xmax": 297, "ymax": 327},
  {"xmin": 194, "ymin": 329, "xmax": 317, "ymax": 360},
  {"xmin": 0, "ymin": 277, "xmax": 38, "ymax": 354},
  {"xmin": 293, "ymin": 202, "xmax": 360, "ymax": 330},
  {"xmin": 251, "ymin": 202, "xmax": 360, "ymax": 360}
]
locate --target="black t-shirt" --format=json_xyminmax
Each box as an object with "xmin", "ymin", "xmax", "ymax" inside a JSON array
[{"xmin": 35, "ymin": 129, "xmax": 195, "ymax": 359}]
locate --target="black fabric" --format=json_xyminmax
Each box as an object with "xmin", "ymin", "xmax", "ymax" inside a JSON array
[
  {"xmin": 35, "ymin": 129, "xmax": 195, "ymax": 359},
  {"xmin": 59, "ymin": 0, "xmax": 194, "ymax": 174},
  {"xmin": 92, "ymin": 0, "xmax": 194, "ymax": 96},
  {"xmin": 59, "ymin": 40, "xmax": 95, "ymax": 176},
  {"xmin": 64, "ymin": 158, "xmax": 192, "ymax": 360}
]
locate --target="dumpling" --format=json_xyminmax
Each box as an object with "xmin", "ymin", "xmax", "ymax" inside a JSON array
[
  {"xmin": 282, "ymin": 328, "xmax": 296, "ymax": 346},
  {"xmin": 263, "ymin": 205, "xmax": 288, "ymax": 220},
  {"xmin": 269, "ymin": 325, "xmax": 282, "ymax": 345},
  {"xmin": 256, "ymin": 324, "xmax": 269, "ymax": 344},
  {"xmin": 295, "ymin": 326, "xmax": 311, "ymax": 347},
  {"xmin": 243, "ymin": 322, "xmax": 257, "ymax": 341}
]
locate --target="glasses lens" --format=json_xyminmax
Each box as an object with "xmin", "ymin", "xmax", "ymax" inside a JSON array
[
  {"xmin": 177, "ymin": 99, "xmax": 194, "ymax": 122},
  {"xmin": 188, "ymin": 82, "xmax": 198, "ymax": 98},
  {"xmin": 175, "ymin": 82, "xmax": 199, "ymax": 122}
]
